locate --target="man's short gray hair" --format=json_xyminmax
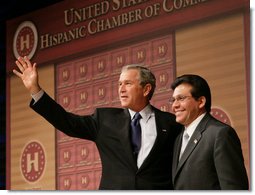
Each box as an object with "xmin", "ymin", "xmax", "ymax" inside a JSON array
[{"xmin": 121, "ymin": 64, "xmax": 156, "ymax": 100}]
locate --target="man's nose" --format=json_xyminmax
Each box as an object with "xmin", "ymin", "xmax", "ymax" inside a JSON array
[
  {"xmin": 171, "ymin": 100, "xmax": 180, "ymax": 108},
  {"xmin": 119, "ymin": 84, "xmax": 126, "ymax": 91}
]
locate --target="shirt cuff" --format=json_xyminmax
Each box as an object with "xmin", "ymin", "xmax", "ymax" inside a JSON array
[{"xmin": 31, "ymin": 89, "xmax": 44, "ymax": 103}]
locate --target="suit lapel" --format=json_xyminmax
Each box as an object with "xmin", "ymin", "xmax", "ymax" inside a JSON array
[
  {"xmin": 176, "ymin": 131, "xmax": 202, "ymax": 170},
  {"xmin": 118, "ymin": 109, "xmax": 138, "ymax": 170},
  {"xmin": 172, "ymin": 130, "xmax": 183, "ymax": 176},
  {"xmin": 174, "ymin": 114, "xmax": 211, "ymax": 180}
]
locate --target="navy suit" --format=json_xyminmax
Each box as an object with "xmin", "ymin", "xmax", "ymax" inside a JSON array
[
  {"xmin": 172, "ymin": 113, "xmax": 248, "ymax": 190},
  {"xmin": 31, "ymin": 93, "xmax": 182, "ymax": 190}
]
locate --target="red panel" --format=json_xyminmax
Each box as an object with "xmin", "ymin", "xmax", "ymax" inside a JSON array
[
  {"xmin": 92, "ymin": 79, "xmax": 111, "ymax": 107},
  {"xmin": 92, "ymin": 54, "xmax": 111, "ymax": 80},
  {"xmin": 57, "ymin": 131, "xmax": 75, "ymax": 143},
  {"xmin": 57, "ymin": 89, "xmax": 75, "ymax": 111},
  {"xmin": 150, "ymin": 63, "xmax": 173, "ymax": 95},
  {"xmin": 76, "ymin": 171, "xmax": 96, "ymax": 190},
  {"xmin": 58, "ymin": 143, "xmax": 76, "ymax": 174},
  {"xmin": 152, "ymin": 93, "xmax": 173, "ymax": 113},
  {"xmin": 111, "ymin": 47, "xmax": 130, "ymax": 75},
  {"xmin": 58, "ymin": 174, "xmax": 76, "ymax": 190},
  {"xmin": 75, "ymin": 142, "xmax": 95, "ymax": 169},
  {"xmin": 75, "ymin": 85, "xmax": 93, "ymax": 111},
  {"xmin": 151, "ymin": 35, "xmax": 174, "ymax": 65},
  {"xmin": 74, "ymin": 59, "xmax": 93, "ymax": 84},
  {"xmin": 56, "ymin": 63, "xmax": 75, "ymax": 89},
  {"xmin": 110, "ymin": 75, "xmax": 121, "ymax": 107},
  {"xmin": 130, "ymin": 42, "xmax": 151, "ymax": 65}
]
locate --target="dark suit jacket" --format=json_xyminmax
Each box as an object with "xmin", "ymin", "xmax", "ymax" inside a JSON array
[
  {"xmin": 30, "ymin": 92, "xmax": 182, "ymax": 190},
  {"xmin": 172, "ymin": 113, "xmax": 249, "ymax": 190}
]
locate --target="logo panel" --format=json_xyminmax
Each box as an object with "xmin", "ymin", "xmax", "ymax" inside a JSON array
[
  {"xmin": 211, "ymin": 107, "xmax": 232, "ymax": 126},
  {"xmin": 20, "ymin": 141, "xmax": 45, "ymax": 182},
  {"xmin": 13, "ymin": 21, "xmax": 38, "ymax": 59}
]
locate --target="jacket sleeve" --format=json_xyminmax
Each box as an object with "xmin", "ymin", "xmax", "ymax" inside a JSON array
[
  {"xmin": 214, "ymin": 126, "xmax": 249, "ymax": 189},
  {"xmin": 30, "ymin": 92, "xmax": 98, "ymax": 141}
]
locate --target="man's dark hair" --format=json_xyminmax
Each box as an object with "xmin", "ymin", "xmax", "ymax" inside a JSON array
[{"xmin": 171, "ymin": 74, "xmax": 211, "ymax": 112}]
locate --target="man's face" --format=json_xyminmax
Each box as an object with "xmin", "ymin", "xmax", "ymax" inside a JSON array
[
  {"xmin": 118, "ymin": 69, "xmax": 148, "ymax": 112},
  {"xmin": 171, "ymin": 83, "xmax": 203, "ymax": 126}
]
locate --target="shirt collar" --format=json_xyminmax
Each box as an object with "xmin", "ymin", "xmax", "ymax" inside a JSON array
[
  {"xmin": 184, "ymin": 113, "xmax": 206, "ymax": 137},
  {"xmin": 128, "ymin": 104, "xmax": 154, "ymax": 122}
]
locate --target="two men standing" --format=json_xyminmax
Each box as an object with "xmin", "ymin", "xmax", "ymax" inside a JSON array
[{"xmin": 13, "ymin": 56, "xmax": 248, "ymax": 190}]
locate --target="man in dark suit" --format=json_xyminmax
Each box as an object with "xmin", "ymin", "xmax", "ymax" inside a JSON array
[
  {"xmin": 170, "ymin": 74, "xmax": 249, "ymax": 190},
  {"xmin": 13, "ymin": 56, "xmax": 182, "ymax": 190}
]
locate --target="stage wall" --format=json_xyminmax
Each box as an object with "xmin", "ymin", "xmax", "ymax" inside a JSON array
[{"xmin": 6, "ymin": 0, "xmax": 250, "ymax": 190}]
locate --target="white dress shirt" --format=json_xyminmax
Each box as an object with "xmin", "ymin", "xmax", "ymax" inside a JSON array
[
  {"xmin": 129, "ymin": 105, "xmax": 156, "ymax": 168},
  {"xmin": 184, "ymin": 113, "xmax": 206, "ymax": 139},
  {"xmin": 31, "ymin": 89, "xmax": 44, "ymax": 103},
  {"xmin": 179, "ymin": 113, "xmax": 206, "ymax": 159}
]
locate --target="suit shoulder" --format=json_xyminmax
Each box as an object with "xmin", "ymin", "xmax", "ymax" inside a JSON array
[
  {"xmin": 205, "ymin": 115, "xmax": 238, "ymax": 137},
  {"xmin": 209, "ymin": 115, "xmax": 233, "ymax": 129},
  {"xmin": 152, "ymin": 107, "xmax": 181, "ymax": 127},
  {"xmin": 152, "ymin": 106, "xmax": 175, "ymax": 118},
  {"xmin": 95, "ymin": 107, "xmax": 126, "ymax": 114}
]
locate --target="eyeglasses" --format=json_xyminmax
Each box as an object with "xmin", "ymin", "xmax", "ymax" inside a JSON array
[{"xmin": 169, "ymin": 95, "xmax": 192, "ymax": 104}]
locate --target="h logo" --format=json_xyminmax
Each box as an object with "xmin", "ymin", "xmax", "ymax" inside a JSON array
[
  {"xmin": 26, "ymin": 152, "xmax": 39, "ymax": 172},
  {"xmin": 21, "ymin": 141, "xmax": 45, "ymax": 182},
  {"xmin": 13, "ymin": 21, "xmax": 38, "ymax": 59},
  {"xmin": 20, "ymin": 34, "xmax": 30, "ymax": 51}
]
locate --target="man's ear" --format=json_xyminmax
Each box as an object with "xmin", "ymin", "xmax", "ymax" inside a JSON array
[
  {"xmin": 198, "ymin": 96, "xmax": 206, "ymax": 109},
  {"xmin": 143, "ymin": 83, "xmax": 152, "ymax": 97}
]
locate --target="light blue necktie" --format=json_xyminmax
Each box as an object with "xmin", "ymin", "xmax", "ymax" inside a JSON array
[{"xmin": 179, "ymin": 131, "xmax": 189, "ymax": 160}]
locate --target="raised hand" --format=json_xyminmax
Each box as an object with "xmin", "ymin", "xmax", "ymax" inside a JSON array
[{"xmin": 13, "ymin": 56, "xmax": 41, "ymax": 94}]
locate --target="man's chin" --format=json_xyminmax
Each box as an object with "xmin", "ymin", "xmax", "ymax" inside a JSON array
[
  {"xmin": 176, "ymin": 117, "xmax": 184, "ymax": 125},
  {"xmin": 120, "ymin": 102, "xmax": 128, "ymax": 108}
]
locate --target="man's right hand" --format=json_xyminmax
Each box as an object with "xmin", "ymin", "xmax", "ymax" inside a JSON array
[{"xmin": 13, "ymin": 56, "xmax": 41, "ymax": 95}]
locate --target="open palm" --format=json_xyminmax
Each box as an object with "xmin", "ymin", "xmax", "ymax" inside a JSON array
[{"xmin": 13, "ymin": 56, "xmax": 41, "ymax": 94}]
